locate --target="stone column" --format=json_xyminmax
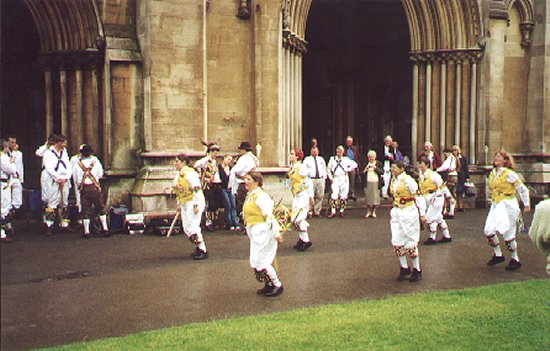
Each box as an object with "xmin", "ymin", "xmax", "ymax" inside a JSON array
[
  {"xmin": 75, "ymin": 68, "xmax": 84, "ymax": 145},
  {"xmin": 454, "ymin": 60, "xmax": 462, "ymax": 146},
  {"xmin": 60, "ymin": 69, "xmax": 68, "ymax": 137},
  {"xmin": 91, "ymin": 65, "xmax": 101, "ymax": 155},
  {"xmin": 469, "ymin": 56, "xmax": 479, "ymax": 163},
  {"xmin": 44, "ymin": 70, "xmax": 53, "ymax": 137},
  {"xmin": 439, "ymin": 59, "xmax": 447, "ymax": 152},
  {"xmin": 425, "ymin": 61, "xmax": 432, "ymax": 142},
  {"xmin": 482, "ymin": 18, "xmax": 507, "ymax": 157},
  {"xmin": 411, "ymin": 62, "xmax": 419, "ymax": 162}
]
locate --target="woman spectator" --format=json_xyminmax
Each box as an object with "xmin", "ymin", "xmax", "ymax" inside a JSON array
[
  {"xmin": 219, "ymin": 155, "xmax": 240, "ymax": 231},
  {"xmin": 452, "ymin": 145, "xmax": 470, "ymax": 212},
  {"xmin": 361, "ymin": 150, "xmax": 384, "ymax": 218}
]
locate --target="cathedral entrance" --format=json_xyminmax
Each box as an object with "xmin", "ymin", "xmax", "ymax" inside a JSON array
[
  {"xmin": 303, "ymin": 0, "xmax": 411, "ymax": 160},
  {"xmin": 1, "ymin": 1, "xmax": 44, "ymax": 189}
]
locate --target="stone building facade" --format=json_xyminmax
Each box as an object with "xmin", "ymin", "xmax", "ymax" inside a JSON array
[{"xmin": 1, "ymin": 0, "xmax": 548, "ymax": 212}]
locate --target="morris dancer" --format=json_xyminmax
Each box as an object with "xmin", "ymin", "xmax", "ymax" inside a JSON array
[
  {"xmin": 229, "ymin": 141, "xmax": 260, "ymax": 225},
  {"xmin": 174, "ymin": 155, "xmax": 209, "ymax": 260},
  {"xmin": 195, "ymin": 141, "xmax": 222, "ymax": 232},
  {"xmin": 243, "ymin": 171, "xmax": 284, "ymax": 297},
  {"xmin": 287, "ymin": 148, "xmax": 313, "ymax": 251},
  {"xmin": 484, "ymin": 151, "xmax": 530, "ymax": 270},
  {"xmin": 436, "ymin": 148, "xmax": 458, "ymax": 219},
  {"xmin": 41, "ymin": 134, "xmax": 72, "ymax": 235},
  {"xmin": 418, "ymin": 156, "xmax": 452, "ymax": 244},
  {"xmin": 7, "ymin": 136, "xmax": 24, "ymax": 213},
  {"xmin": 73, "ymin": 145, "xmax": 109, "ymax": 238},
  {"xmin": 302, "ymin": 146, "xmax": 327, "ymax": 217},
  {"xmin": 327, "ymin": 145, "xmax": 357, "ymax": 218},
  {"xmin": 1, "ymin": 139, "xmax": 17, "ymax": 242},
  {"xmin": 389, "ymin": 160, "xmax": 427, "ymax": 282}
]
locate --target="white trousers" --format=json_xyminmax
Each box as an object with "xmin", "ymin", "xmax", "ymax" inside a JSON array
[
  {"xmin": 484, "ymin": 199, "xmax": 520, "ymax": 242},
  {"xmin": 1, "ymin": 181, "xmax": 12, "ymax": 219},
  {"xmin": 390, "ymin": 205, "xmax": 420, "ymax": 249},
  {"xmin": 179, "ymin": 200, "xmax": 205, "ymax": 240},
  {"xmin": 292, "ymin": 190, "xmax": 310, "ymax": 235},
  {"xmin": 330, "ymin": 175, "xmax": 349, "ymax": 200},
  {"xmin": 10, "ymin": 179, "xmax": 23, "ymax": 209},
  {"xmin": 311, "ymin": 179, "xmax": 325, "ymax": 214},
  {"xmin": 423, "ymin": 193, "xmax": 445, "ymax": 224},
  {"xmin": 41, "ymin": 171, "xmax": 70, "ymax": 208},
  {"xmin": 247, "ymin": 222, "xmax": 278, "ymax": 270}
]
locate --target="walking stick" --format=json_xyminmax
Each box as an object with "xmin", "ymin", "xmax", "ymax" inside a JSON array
[{"xmin": 166, "ymin": 207, "xmax": 181, "ymax": 238}]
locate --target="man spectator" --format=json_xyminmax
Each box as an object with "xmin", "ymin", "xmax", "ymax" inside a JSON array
[
  {"xmin": 303, "ymin": 146, "xmax": 328, "ymax": 217},
  {"xmin": 419, "ymin": 141, "xmax": 442, "ymax": 170},
  {"xmin": 344, "ymin": 136, "xmax": 360, "ymax": 201},
  {"xmin": 380, "ymin": 135, "xmax": 395, "ymax": 198},
  {"xmin": 229, "ymin": 141, "xmax": 260, "ymax": 224}
]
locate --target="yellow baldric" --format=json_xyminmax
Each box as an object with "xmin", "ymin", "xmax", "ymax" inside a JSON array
[
  {"xmin": 288, "ymin": 162, "xmax": 306, "ymax": 195},
  {"xmin": 243, "ymin": 189, "xmax": 266, "ymax": 226},
  {"xmin": 175, "ymin": 166, "xmax": 195, "ymax": 205},
  {"xmin": 391, "ymin": 176, "xmax": 416, "ymax": 208},
  {"xmin": 489, "ymin": 168, "xmax": 518, "ymax": 203},
  {"xmin": 418, "ymin": 170, "xmax": 439, "ymax": 195}
]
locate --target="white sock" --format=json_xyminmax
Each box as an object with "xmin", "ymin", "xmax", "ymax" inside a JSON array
[
  {"xmin": 507, "ymin": 240, "xmax": 519, "ymax": 261},
  {"xmin": 83, "ymin": 219, "xmax": 91, "ymax": 234},
  {"xmin": 299, "ymin": 232, "xmax": 310, "ymax": 243},
  {"xmin": 265, "ymin": 265, "xmax": 282, "ymax": 287},
  {"xmin": 100, "ymin": 215, "xmax": 109, "ymax": 231},
  {"xmin": 412, "ymin": 256, "xmax": 420, "ymax": 270},
  {"xmin": 198, "ymin": 242, "xmax": 207, "ymax": 252},
  {"xmin": 493, "ymin": 245, "xmax": 503, "ymax": 257},
  {"xmin": 1, "ymin": 229, "xmax": 6, "ymax": 239},
  {"xmin": 398, "ymin": 255, "xmax": 408, "ymax": 268}
]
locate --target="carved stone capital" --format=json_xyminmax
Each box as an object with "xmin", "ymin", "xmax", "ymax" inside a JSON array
[
  {"xmin": 520, "ymin": 22, "xmax": 535, "ymax": 48},
  {"xmin": 283, "ymin": 32, "xmax": 308, "ymax": 55}
]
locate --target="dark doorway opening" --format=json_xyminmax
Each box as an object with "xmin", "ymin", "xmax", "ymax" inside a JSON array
[
  {"xmin": 303, "ymin": 0, "xmax": 411, "ymax": 161},
  {"xmin": 1, "ymin": 0, "xmax": 44, "ymax": 189}
]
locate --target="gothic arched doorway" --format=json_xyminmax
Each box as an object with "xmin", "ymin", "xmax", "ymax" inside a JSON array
[
  {"xmin": 303, "ymin": 0, "xmax": 411, "ymax": 159},
  {"xmin": 1, "ymin": 0, "xmax": 43, "ymax": 189}
]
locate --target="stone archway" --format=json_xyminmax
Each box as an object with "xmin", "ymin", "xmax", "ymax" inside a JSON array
[{"xmin": 281, "ymin": 0, "xmax": 485, "ymax": 163}]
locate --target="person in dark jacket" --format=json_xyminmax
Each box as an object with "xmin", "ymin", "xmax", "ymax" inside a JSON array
[
  {"xmin": 361, "ymin": 150, "xmax": 384, "ymax": 218},
  {"xmin": 452, "ymin": 145, "xmax": 470, "ymax": 212},
  {"xmin": 219, "ymin": 155, "xmax": 240, "ymax": 231}
]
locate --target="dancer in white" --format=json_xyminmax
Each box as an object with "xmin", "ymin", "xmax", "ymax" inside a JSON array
[
  {"xmin": 418, "ymin": 156, "xmax": 452, "ymax": 244},
  {"xmin": 173, "ymin": 155, "xmax": 209, "ymax": 260},
  {"xmin": 389, "ymin": 160, "xmax": 427, "ymax": 282},
  {"xmin": 243, "ymin": 171, "xmax": 283, "ymax": 297},
  {"xmin": 287, "ymin": 148, "xmax": 313, "ymax": 251},
  {"xmin": 1, "ymin": 139, "xmax": 17, "ymax": 242},
  {"xmin": 484, "ymin": 151, "xmax": 530, "ymax": 270},
  {"xmin": 303, "ymin": 146, "xmax": 327, "ymax": 217},
  {"xmin": 327, "ymin": 145, "xmax": 357, "ymax": 218}
]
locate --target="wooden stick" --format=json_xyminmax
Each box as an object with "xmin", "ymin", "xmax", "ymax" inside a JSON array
[{"xmin": 166, "ymin": 208, "xmax": 181, "ymax": 238}]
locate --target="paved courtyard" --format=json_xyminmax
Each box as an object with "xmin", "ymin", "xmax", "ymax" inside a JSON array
[{"xmin": 1, "ymin": 207, "xmax": 547, "ymax": 350}]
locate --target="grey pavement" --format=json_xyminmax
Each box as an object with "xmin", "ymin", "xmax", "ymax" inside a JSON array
[{"xmin": 1, "ymin": 207, "xmax": 547, "ymax": 350}]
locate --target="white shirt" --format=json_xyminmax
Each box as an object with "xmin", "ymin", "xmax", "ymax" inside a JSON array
[
  {"xmin": 491, "ymin": 167, "xmax": 530, "ymax": 207},
  {"xmin": 7, "ymin": 149, "xmax": 23, "ymax": 183},
  {"xmin": 391, "ymin": 172, "xmax": 426, "ymax": 216},
  {"xmin": 194, "ymin": 155, "xmax": 221, "ymax": 183},
  {"xmin": 43, "ymin": 147, "xmax": 72, "ymax": 181},
  {"xmin": 230, "ymin": 152, "xmax": 260, "ymax": 185},
  {"xmin": 437, "ymin": 154, "xmax": 458, "ymax": 176},
  {"xmin": 327, "ymin": 156, "xmax": 357, "ymax": 178},
  {"xmin": 0, "ymin": 152, "xmax": 17, "ymax": 181},
  {"xmin": 303, "ymin": 155, "xmax": 328, "ymax": 180},
  {"xmin": 73, "ymin": 156, "xmax": 104, "ymax": 188}
]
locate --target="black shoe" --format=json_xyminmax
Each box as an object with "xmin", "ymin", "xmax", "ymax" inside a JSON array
[
  {"xmin": 505, "ymin": 259, "xmax": 522, "ymax": 271},
  {"xmin": 443, "ymin": 214, "xmax": 455, "ymax": 220},
  {"xmin": 192, "ymin": 250, "xmax": 209, "ymax": 260},
  {"xmin": 409, "ymin": 268, "xmax": 422, "ymax": 282},
  {"xmin": 44, "ymin": 226, "xmax": 53, "ymax": 236},
  {"xmin": 293, "ymin": 239, "xmax": 304, "ymax": 250},
  {"xmin": 257, "ymin": 283, "xmax": 273, "ymax": 295},
  {"xmin": 350, "ymin": 196, "xmax": 357, "ymax": 202},
  {"xmin": 437, "ymin": 237, "xmax": 452, "ymax": 243},
  {"xmin": 456, "ymin": 208, "xmax": 465, "ymax": 212},
  {"xmin": 101, "ymin": 230, "xmax": 111, "ymax": 238},
  {"xmin": 487, "ymin": 255, "xmax": 506, "ymax": 266},
  {"xmin": 81, "ymin": 233, "xmax": 91, "ymax": 239},
  {"xmin": 397, "ymin": 267, "xmax": 411, "ymax": 281},
  {"xmin": 1, "ymin": 236, "xmax": 14, "ymax": 243},
  {"xmin": 298, "ymin": 241, "xmax": 312, "ymax": 251},
  {"xmin": 423, "ymin": 238, "xmax": 437, "ymax": 245},
  {"xmin": 263, "ymin": 285, "xmax": 284, "ymax": 297},
  {"xmin": 206, "ymin": 225, "xmax": 214, "ymax": 232}
]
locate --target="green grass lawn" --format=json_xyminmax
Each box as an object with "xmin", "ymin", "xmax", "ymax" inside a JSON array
[{"xmin": 40, "ymin": 279, "xmax": 550, "ymax": 351}]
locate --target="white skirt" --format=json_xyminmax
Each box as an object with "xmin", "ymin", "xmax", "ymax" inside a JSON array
[
  {"xmin": 484, "ymin": 199, "xmax": 520, "ymax": 241},
  {"xmin": 247, "ymin": 222, "xmax": 278, "ymax": 270}
]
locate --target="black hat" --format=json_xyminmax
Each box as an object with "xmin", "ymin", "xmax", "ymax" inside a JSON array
[
  {"xmin": 80, "ymin": 144, "xmax": 94, "ymax": 157},
  {"xmin": 237, "ymin": 141, "xmax": 252, "ymax": 151}
]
